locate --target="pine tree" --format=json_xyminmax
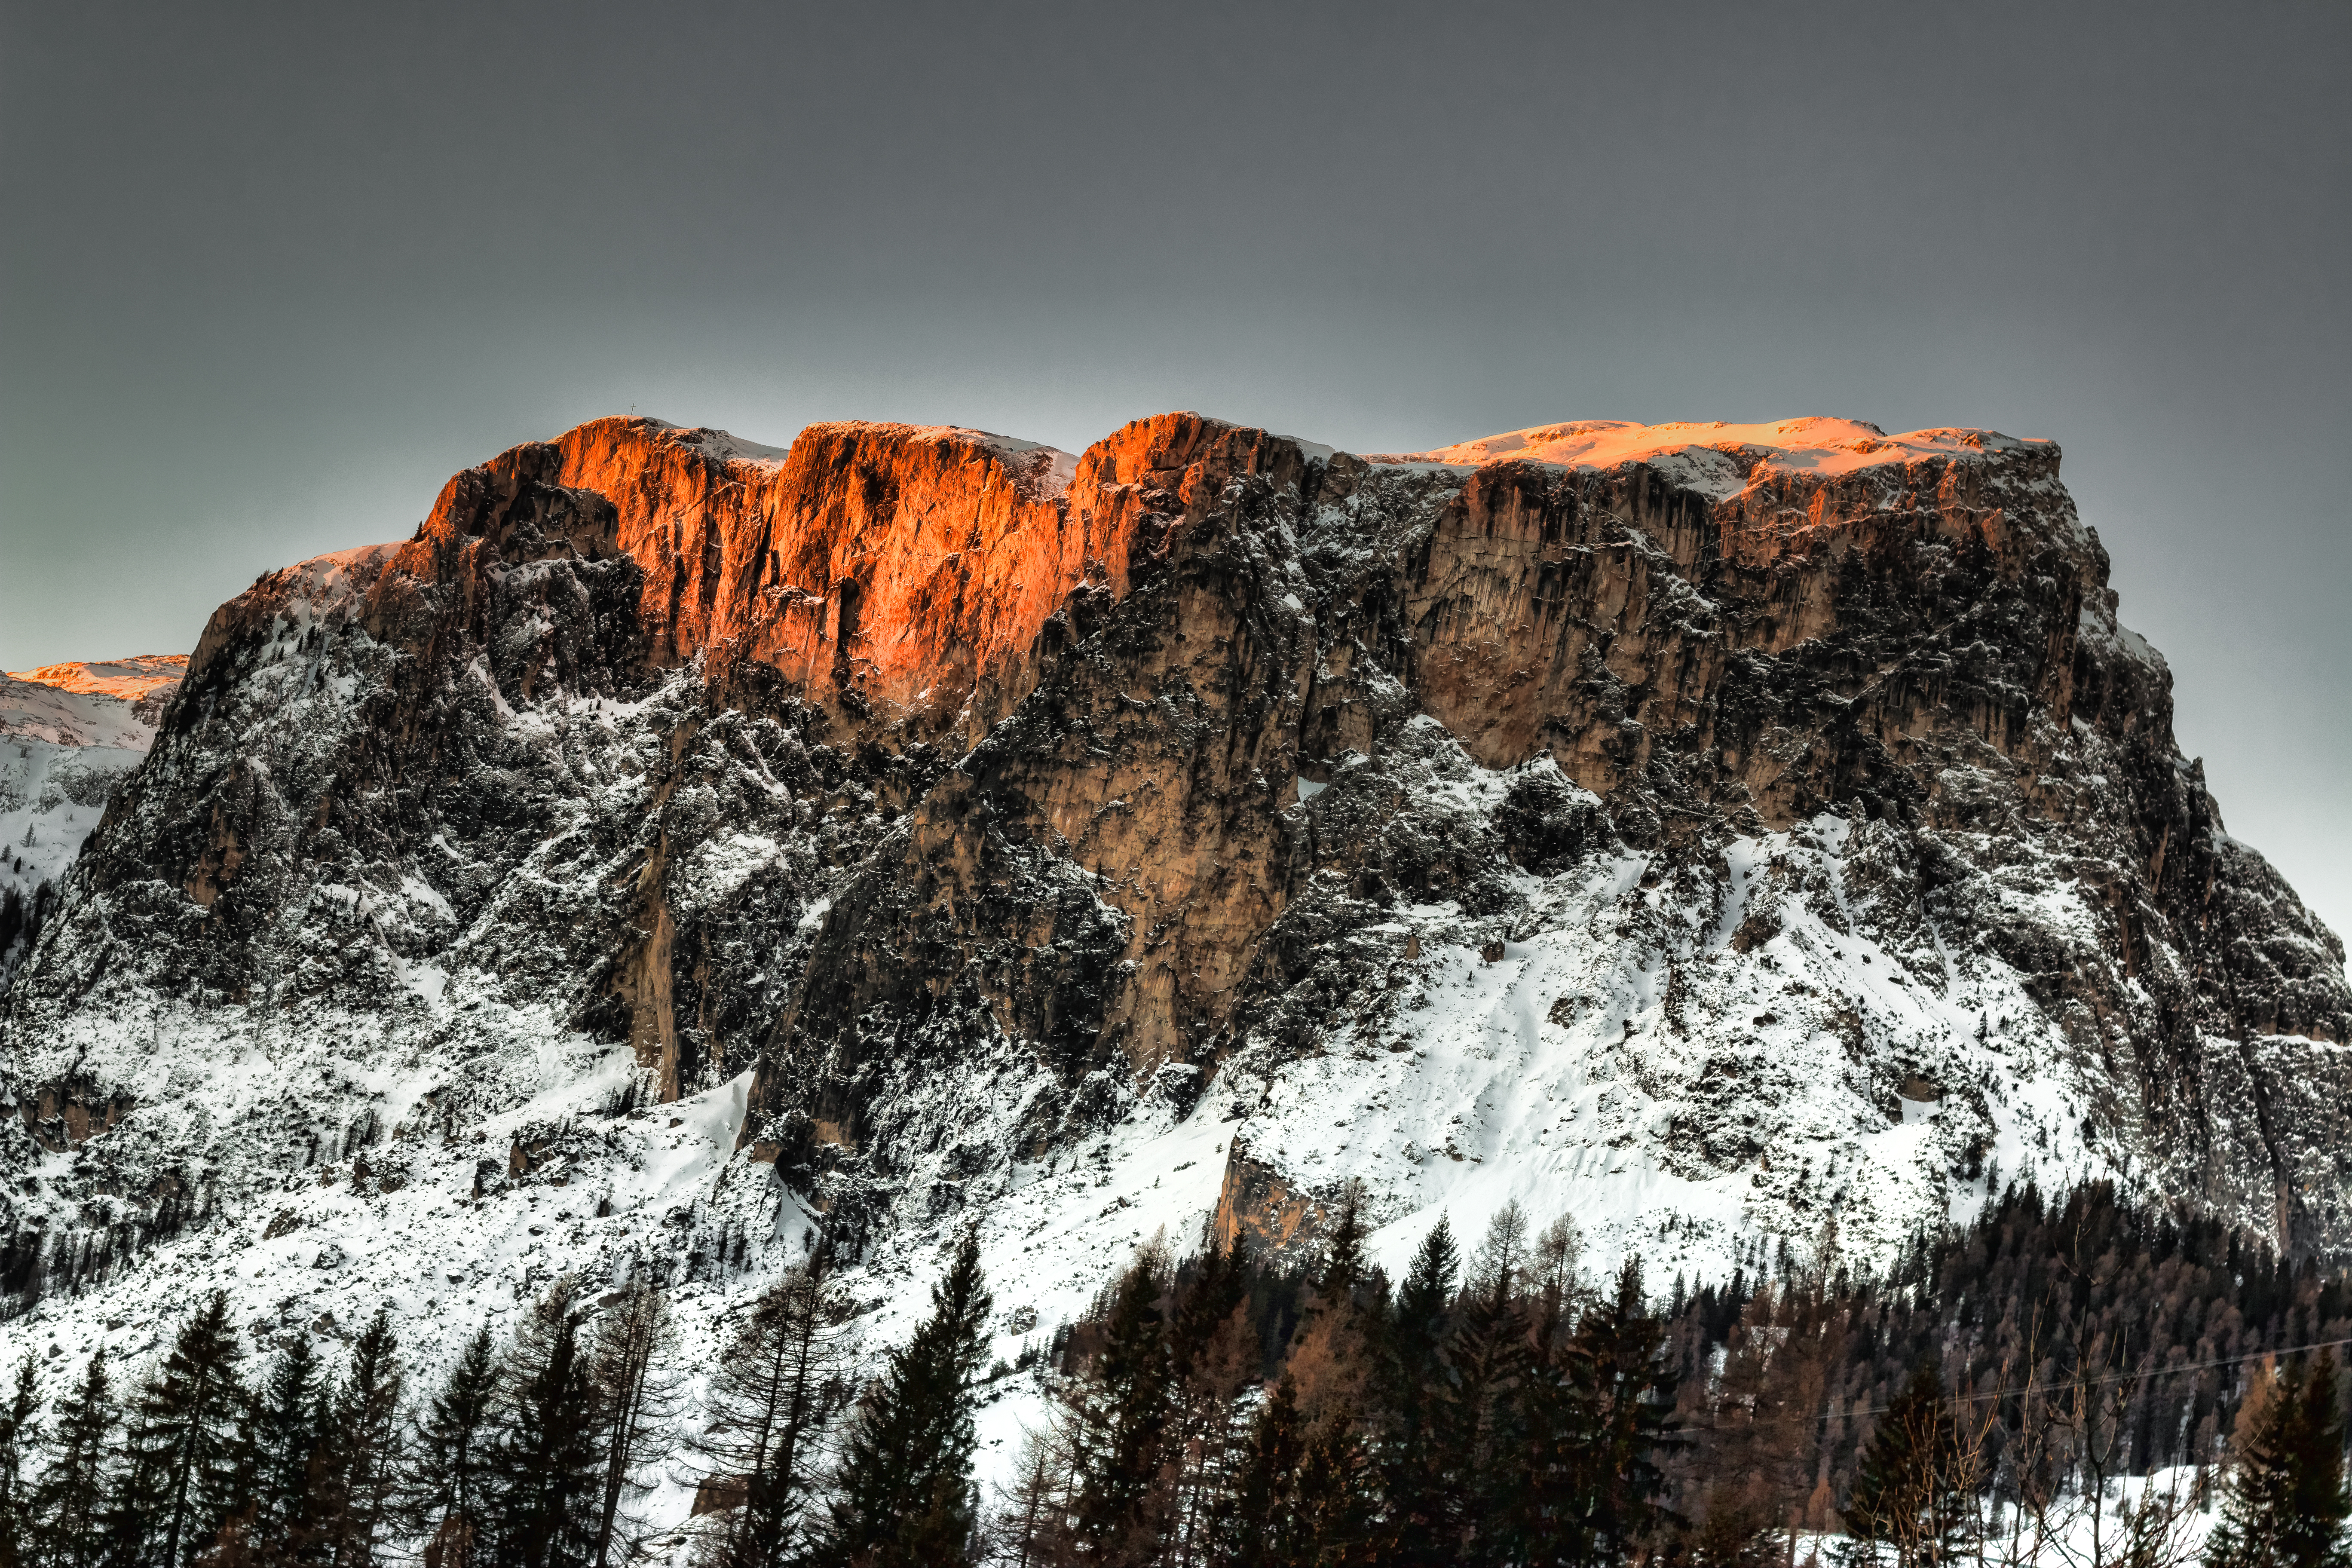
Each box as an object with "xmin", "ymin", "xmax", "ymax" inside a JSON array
[
  {"xmin": 693, "ymin": 1263, "xmax": 845, "ymax": 1568},
  {"xmin": 37, "ymin": 1353, "xmax": 115, "ymax": 1568},
  {"xmin": 820, "ymin": 1232, "xmax": 992, "ymax": 1568},
  {"xmin": 484, "ymin": 1286, "xmax": 603, "ymax": 1568},
  {"xmin": 409, "ymin": 1326, "xmax": 502, "ymax": 1568},
  {"xmin": 327, "ymin": 1310, "xmax": 405, "ymax": 1568},
  {"xmin": 116, "ymin": 1291, "xmax": 246, "ymax": 1568},
  {"xmin": 585, "ymin": 1283, "xmax": 678, "ymax": 1568},
  {"xmin": 2207, "ymin": 1352, "xmax": 2352, "ymax": 1568},
  {"xmin": 1838, "ymin": 1363, "xmax": 1965, "ymax": 1568}
]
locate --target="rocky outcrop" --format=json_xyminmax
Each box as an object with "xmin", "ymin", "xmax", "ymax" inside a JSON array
[{"xmin": 3, "ymin": 409, "xmax": 2346, "ymax": 1293}]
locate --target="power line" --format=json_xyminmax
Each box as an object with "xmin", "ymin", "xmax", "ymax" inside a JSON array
[{"xmin": 1678, "ymin": 1332, "xmax": 2352, "ymax": 1435}]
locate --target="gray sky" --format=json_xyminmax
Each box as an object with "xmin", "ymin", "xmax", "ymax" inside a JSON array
[{"xmin": 4, "ymin": 0, "xmax": 2346, "ymax": 945}]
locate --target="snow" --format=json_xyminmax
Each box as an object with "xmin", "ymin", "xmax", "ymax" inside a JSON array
[
  {"xmin": 0, "ymin": 667, "xmax": 174, "ymax": 904},
  {"xmin": 792, "ymin": 421, "xmax": 1080, "ymax": 499},
  {"xmin": 0, "ymin": 404, "xmax": 2309, "ymax": 1552},
  {"xmin": 3, "ymin": 655, "xmax": 186, "ymax": 705},
  {"xmin": 1374, "ymin": 418, "xmax": 2053, "ymax": 502}
]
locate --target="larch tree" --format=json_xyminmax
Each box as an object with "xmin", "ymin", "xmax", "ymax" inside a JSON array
[
  {"xmin": 585, "ymin": 1281, "xmax": 679, "ymax": 1568},
  {"xmin": 692, "ymin": 1262, "xmax": 847, "ymax": 1568}
]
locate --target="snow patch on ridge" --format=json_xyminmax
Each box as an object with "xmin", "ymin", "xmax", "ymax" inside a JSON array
[
  {"xmin": 1375, "ymin": 418, "xmax": 2053, "ymax": 501},
  {"xmin": 0, "ymin": 665, "xmax": 180, "ymax": 904}
]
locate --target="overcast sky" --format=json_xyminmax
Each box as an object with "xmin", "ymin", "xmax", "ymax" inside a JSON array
[{"xmin": 3, "ymin": 0, "xmax": 2346, "ymax": 944}]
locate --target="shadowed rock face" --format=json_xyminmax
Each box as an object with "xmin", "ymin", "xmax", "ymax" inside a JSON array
[{"xmin": 4, "ymin": 410, "xmax": 2346, "ymax": 1267}]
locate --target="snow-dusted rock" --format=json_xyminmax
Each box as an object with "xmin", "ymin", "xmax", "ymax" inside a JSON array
[
  {"xmin": 1, "ymin": 656, "xmax": 184, "ymax": 923},
  {"xmin": 0, "ymin": 411, "xmax": 2343, "ymax": 1508}
]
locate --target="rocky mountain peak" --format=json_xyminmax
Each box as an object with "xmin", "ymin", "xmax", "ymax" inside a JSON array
[{"xmin": 1, "ymin": 407, "xmax": 2345, "ymax": 1447}]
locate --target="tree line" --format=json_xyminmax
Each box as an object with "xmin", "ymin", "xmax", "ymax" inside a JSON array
[
  {"xmin": 0, "ymin": 1182, "xmax": 2345, "ymax": 1568},
  {"xmin": 0, "ymin": 1234, "xmax": 993, "ymax": 1568}
]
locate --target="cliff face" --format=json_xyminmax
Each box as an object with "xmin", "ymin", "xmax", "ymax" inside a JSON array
[{"xmin": 2, "ymin": 412, "xmax": 2346, "ymax": 1372}]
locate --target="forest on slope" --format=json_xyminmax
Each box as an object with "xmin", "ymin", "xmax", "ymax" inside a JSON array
[{"xmin": 1, "ymin": 1179, "xmax": 2345, "ymax": 1567}]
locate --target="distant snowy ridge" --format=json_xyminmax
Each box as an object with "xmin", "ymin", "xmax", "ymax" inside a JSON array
[{"xmin": 0, "ymin": 656, "xmax": 184, "ymax": 905}]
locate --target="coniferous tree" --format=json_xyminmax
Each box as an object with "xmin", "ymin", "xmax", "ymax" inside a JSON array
[
  {"xmin": 1496, "ymin": 1214, "xmax": 1587, "ymax": 1564},
  {"xmin": 0, "ymin": 1359, "xmax": 35, "ymax": 1564},
  {"xmin": 485, "ymin": 1285, "xmax": 603, "ymax": 1568},
  {"xmin": 37, "ymin": 1353, "xmax": 115, "ymax": 1568},
  {"xmin": 820, "ymin": 1232, "xmax": 992, "ymax": 1568},
  {"xmin": 1065, "ymin": 1256, "xmax": 1177, "ymax": 1562},
  {"xmin": 2207, "ymin": 1352, "xmax": 2352, "ymax": 1568},
  {"xmin": 1838, "ymin": 1363, "xmax": 1965, "ymax": 1568},
  {"xmin": 116, "ymin": 1291, "xmax": 246, "ymax": 1568},
  {"xmin": 1275, "ymin": 1196, "xmax": 1383, "ymax": 1562},
  {"xmin": 1226, "ymin": 1375, "xmax": 1308, "ymax": 1568},
  {"xmin": 409, "ymin": 1326, "xmax": 502, "ymax": 1568},
  {"xmin": 1449, "ymin": 1204, "xmax": 1532, "ymax": 1565},
  {"xmin": 0, "ymin": 1357, "xmax": 41, "ymax": 1568},
  {"xmin": 1373, "ymin": 1215, "xmax": 1460, "ymax": 1565},
  {"xmin": 1162, "ymin": 1239, "xmax": 1250, "ymax": 1565},
  {"xmin": 584, "ymin": 1283, "xmax": 678, "ymax": 1568},
  {"xmin": 693, "ymin": 1263, "xmax": 845, "ymax": 1568},
  {"xmin": 233, "ymin": 1332, "xmax": 335, "ymax": 1562},
  {"xmin": 326, "ymin": 1310, "xmax": 405, "ymax": 1568},
  {"xmin": 1555, "ymin": 1256, "xmax": 1678, "ymax": 1568}
]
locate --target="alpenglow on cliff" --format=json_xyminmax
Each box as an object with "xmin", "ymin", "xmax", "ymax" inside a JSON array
[{"xmin": 1, "ymin": 411, "xmax": 2345, "ymax": 1390}]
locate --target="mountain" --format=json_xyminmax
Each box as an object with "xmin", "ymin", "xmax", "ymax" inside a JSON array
[
  {"xmin": 1, "ymin": 656, "xmax": 185, "ymax": 931},
  {"xmin": 0, "ymin": 412, "xmax": 2343, "ymax": 1502}
]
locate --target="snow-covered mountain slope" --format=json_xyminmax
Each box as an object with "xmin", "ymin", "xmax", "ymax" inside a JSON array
[
  {"xmin": 0, "ymin": 412, "xmax": 2345, "ymax": 1519},
  {"xmin": 0, "ymin": 657, "xmax": 185, "ymax": 906}
]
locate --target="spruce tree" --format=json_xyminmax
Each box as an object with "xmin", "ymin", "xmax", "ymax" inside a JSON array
[
  {"xmin": 693, "ymin": 1263, "xmax": 845, "ymax": 1568},
  {"xmin": 1166, "ymin": 1242, "xmax": 1253, "ymax": 1567},
  {"xmin": 1315, "ymin": 1191, "xmax": 1369, "ymax": 1306},
  {"xmin": 485, "ymin": 1286, "xmax": 603, "ymax": 1568},
  {"xmin": 1228, "ymin": 1375, "xmax": 1309, "ymax": 1568},
  {"xmin": 328, "ymin": 1310, "xmax": 405, "ymax": 1568},
  {"xmin": 1450, "ymin": 1204, "xmax": 1532, "ymax": 1565},
  {"xmin": 820, "ymin": 1232, "xmax": 992, "ymax": 1568},
  {"xmin": 239, "ymin": 1332, "xmax": 335, "ymax": 1560},
  {"xmin": 1373, "ymin": 1214, "xmax": 1460, "ymax": 1564},
  {"xmin": 1554, "ymin": 1256, "xmax": 1677, "ymax": 1568},
  {"xmin": 409, "ymin": 1326, "xmax": 502, "ymax": 1568},
  {"xmin": 1065, "ymin": 1256, "xmax": 1177, "ymax": 1559},
  {"xmin": 2208, "ymin": 1352, "xmax": 2352, "ymax": 1568},
  {"xmin": 0, "ymin": 1357, "xmax": 41, "ymax": 1568},
  {"xmin": 116, "ymin": 1291, "xmax": 246, "ymax": 1568},
  {"xmin": 1838, "ymin": 1363, "xmax": 1964, "ymax": 1568},
  {"xmin": 37, "ymin": 1353, "xmax": 115, "ymax": 1568}
]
